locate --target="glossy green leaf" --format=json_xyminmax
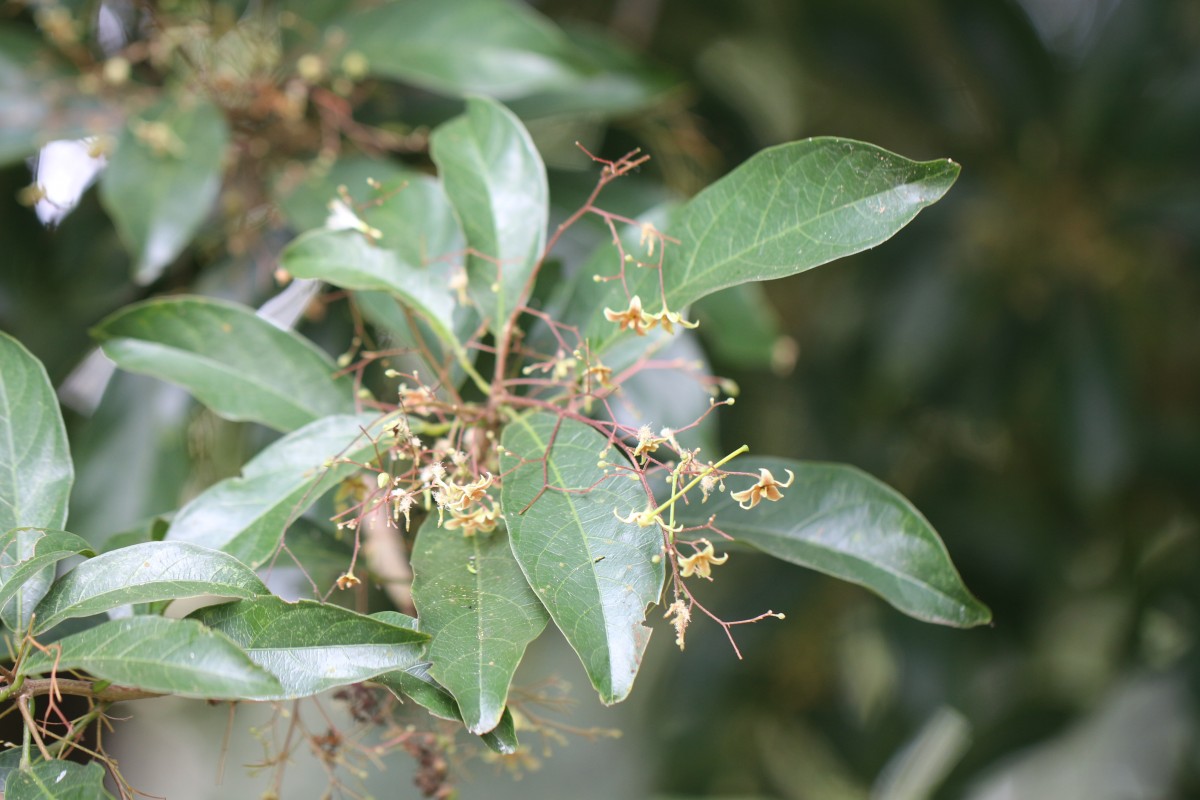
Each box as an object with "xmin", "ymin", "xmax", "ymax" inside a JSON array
[
  {"xmin": 0, "ymin": 529, "xmax": 93, "ymax": 612},
  {"xmin": 92, "ymin": 296, "xmax": 355, "ymax": 432},
  {"xmin": 18, "ymin": 616, "xmax": 283, "ymax": 699},
  {"xmin": 280, "ymin": 171, "xmax": 467, "ymax": 350},
  {"xmin": 336, "ymin": 0, "xmax": 578, "ymax": 99},
  {"xmin": 411, "ymin": 519, "xmax": 548, "ymax": 733},
  {"xmin": 189, "ymin": 597, "xmax": 428, "ymax": 700},
  {"xmin": 5, "ymin": 760, "xmax": 114, "ymax": 800},
  {"xmin": 431, "ymin": 96, "xmax": 548, "ymax": 335},
  {"xmin": 572, "ymin": 138, "xmax": 959, "ymax": 350},
  {"xmin": 500, "ymin": 414, "xmax": 664, "ymax": 704},
  {"xmin": 0, "ymin": 27, "xmax": 110, "ymax": 167},
  {"xmin": 32, "ymin": 541, "xmax": 268, "ymax": 634},
  {"xmin": 167, "ymin": 413, "xmax": 392, "ymax": 568},
  {"xmin": 676, "ymin": 457, "xmax": 991, "ymax": 627},
  {"xmin": 370, "ymin": 611, "xmax": 519, "ymax": 754},
  {"xmin": 0, "ymin": 333, "xmax": 74, "ymax": 632},
  {"xmin": 99, "ymin": 95, "xmax": 229, "ymax": 284},
  {"xmin": 505, "ymin": 24, "xmax": 675, "ymax": 119}
]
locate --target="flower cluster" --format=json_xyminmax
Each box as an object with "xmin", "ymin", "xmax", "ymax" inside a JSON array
[{"xmin": 603, "ymin": 295, "xmax": 698, "ymax": 337}]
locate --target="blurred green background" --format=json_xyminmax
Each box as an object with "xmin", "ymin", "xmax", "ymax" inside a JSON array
[{"xmin": 2, "ymin": 0, "xmax": 1198, "ymax": 797}]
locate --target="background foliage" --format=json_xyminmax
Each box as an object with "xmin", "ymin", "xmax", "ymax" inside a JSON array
[{"xmin": 1, "ymin": 0, "xmax": 1198, "ymax": 797}]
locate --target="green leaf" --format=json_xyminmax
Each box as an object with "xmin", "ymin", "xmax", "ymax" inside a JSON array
[
  {"xmin": 5, "ymin": 760, "xmax": 114, "ymax": 800},
  {"xmin": 0, "ymin": 529, "xmax": 93, "ymax": 612},
  {"xmin": 603, "ymin": 328, "xmax": 717, "ymax": 454},
  {"xmin": 0, "ymin": 333, "xmax": 74, "ymax": 632},
  {"xmin": 273, "ymin": 155, "xmax": 408, "ymax": 233},
  {"xmin": 677, "ymin": 457, "xmax": 991, "ymax": 627},
  {"xmin": 411, "ymin": 519, "xmax": 548, "ymax": 733},
  {"xmin": 279, "ymin": 171, "xmax": 467, "ymax": 350},
  {"xmin": 167, "ymin": 413, "xmax": 391, "ymax": 568},
  {"xmin": 18, "ymin": 616, "xmax": 283, "ymax": 699},
  {"xmin": 336, "ymin": 0, "xmax": 579, "ymax": 99},
  {"xmin": 99, "ymin": 95, "xmax": 230, "ymax": 284},
  {"xmin": 505, "ymin": 23, "xmax": 675, "ymax": 119},
  {"xmin": 500, "ymin": 414, "xmax": 664, "ymax": 704},
  {"xmin": 0, "ymin": 737, "xmax": 22, "ymax": 792},
  {"xmin": 431, "ymin": 96, "xmax": 548, "ymax": 335},
  {"xmin": 574, "ymin": 138, "xmax": 959, "ymax": 350},
  {"xmin": 32, "ymin": 541, "xmax": 268, "ymax": 634},
  {"xmin": 0, "ymin": 335, "xmax": 73, "ymax": 534},
  {"xmin": 92, "ymin": 296, "xmax": 356, "ymax": 432},
  {"xmin": 692, "ymin": 283, "xmax": 795, "ymax": 373},
  {"xmin": 353, "ymin": 290, "xmax": 482, "ymax": 391},
  {"xmin": 370, "ymin": 611, "xmax": 519, "ymax": 754},
  {"xmin": 0, "ymin": 27, "xmax": 111, "ymax": 167},
  {"xmin": 189, "ymin": 597, "xmax": 428, "ymax": 700},
  {"xmin": 374, "ymin": 666, "xmax": 519, "ymax": 753}
]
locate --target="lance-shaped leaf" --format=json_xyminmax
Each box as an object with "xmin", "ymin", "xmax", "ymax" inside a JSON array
[
  {"xmin": 574, "ymin": 138, "xmax": 959, "ymax": 350},
  {"xmin": 336, "ymin": 0, "xmax": 579, "ymax": 99},
  {"xmin": 411, "ymin": 519, "xmax": 548, "ymax": 733},
  {"xmin": 189, "ymin": 597, "xmax": 428, "ymax": 700},
  {"xmin": 280, "ymin": 171, "xmax": 467, "ymax": 350},
  {"xmin": 17, "ymin": 616, "xmax": 282, "ymax": 700},
  {"xmin": 167, "ymin": 413, "xmax": 392, "ymax": 568},
  {"xmin": 99, "ymin": 96, "xmax": 229, "ymax": 284},
  {"xmin": 373, "ymin": 663, "xmax": 518, "ymax": 753},
  {"xmin": 370, "ymin": 611, "xmax": 519, "ymax": 754},
  {"xmin": 431, "ymin": 96, "xmax": 548, "ymax": 335},
  {"xmin": 0, "ymin": 529, "xmax": 93, "ymax": 612},
  {"xmin": 676, "ymin": 457, "xmax": 991, "ymax": 627},
  {"xmin": 505, "ymin": 24, "xmax": 675, "ymax": 119},
  {"xmin": 93, "ymin": 296, "xmax": 355, "ymax": 432},
  {"xmin": 500, "ymin": 414, "xmax": 664, "ymax": 704},
  {"xmin": 32, "ymin": 542, "xmax": 268, "ymax": 634},
  {"xmin": 5, "ymin": 760, "xmax": 115, "ymax": 800},
  {"xmin": 0, "ymin": 333, "xmax": 74, "ymax": 632}
]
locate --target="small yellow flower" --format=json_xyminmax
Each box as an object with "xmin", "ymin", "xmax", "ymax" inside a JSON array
[
  {"xmin": 583, "ymin": 361, "xmax": 613, "ymax": 389},
  {"xmin": 654, "ymin": 309, "xmax": 699, "ymax": 335},
  {"xmin": 444, "ymin": 506, "xmax": 499, "ymax": 537},
  {"xmin": 603, "ymin": 295, "xmax": 656, "ymax": 336},
  {"xmin": 730, "ymin": 467, "xmax": 795, "ymax": 510},
  {"xmin": 435, "ymin": 472, "xmax": 493, "ymax": 513},
  {"xmin": 632, "ymin": 424, "xmax": 668, "ymax": 463},
  {"xmin": 678, "ymin": 539, "xmax": 728, "ymax": 580}
]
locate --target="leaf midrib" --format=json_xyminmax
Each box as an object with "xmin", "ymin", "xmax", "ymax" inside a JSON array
[
  {"xmin": 721, "ymin": 512, "xmax": 975, "ymax": 618},
  {"xmin": 511, "ymin": 416, "xmax": 607, "ymax": 658},
  {"xmin": 104, "ymin": 338, "xmax": 322, "ymax": 427},
  {"xmin": 674, "ymin": 154, "xmax": 955, "ymax": 301}
]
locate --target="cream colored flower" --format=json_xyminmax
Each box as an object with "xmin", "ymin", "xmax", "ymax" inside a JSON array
[
  {"xmin": 632, "ymin": 424, "xmax": 668, "ymax": 463},
  {"xmin": 444, "ymin": 505, "xmax": 499, "ymax": 537},
  {"xmin": 678, "ymin": 539, "xmax": 728, "ymax": 580},
  {"xmin": 603, "ymin": 295, "xmax": 656, "ymax": 336},
  {"xmin": 654, "ymin": 308, "xmax": 698, "ymax": 335},
  {"xmin": 730, "ymin": 467, "xmax": 795, "ymax": 509}
]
